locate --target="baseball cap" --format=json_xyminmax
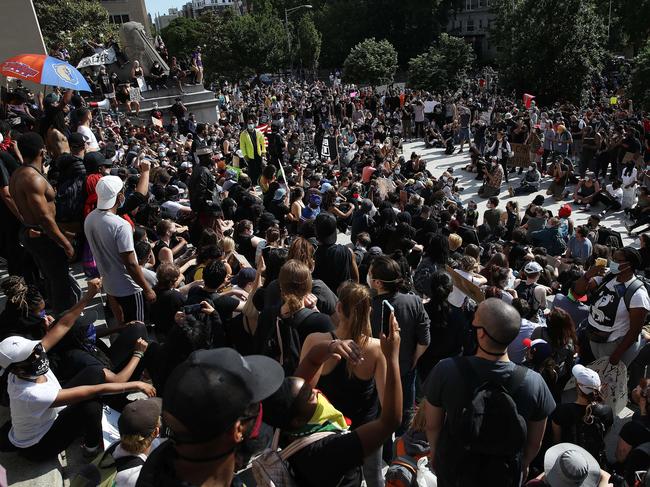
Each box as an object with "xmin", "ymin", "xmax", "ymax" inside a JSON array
[
  {"xmin": 0, "ymin": 336, "xmax": 40, "ymax": 376},
  {"xmin": 195, "ymin": 146, "xmax": 213, "ymax": 157},
  {"xmin": 558, "ymin": 204, "xmax": 572, "ymax": 218},
  {"xmin": 572, "ymin": 364, "xmax": 601, "ymax": 395},
  {"xmin": 84, "ymin": 151, "xmax": 113, "ymax": 173},
  {"xmin": 231, "ymin": 268, "xmax": 256, "ymax": 288},
  {"xmin": 309, "ymin": 193, "xmax": 322, "ymax": 206},
  {"xmin": 163, "ymin": 348, "xmax": 284, "ymax": 442},
  {"xmin": 315, "ymin": 212, "xmax": 337, "ymax": 245},
  {"xmin": 524, "ymin": 261, "xmax": 543, "ymax": 274},
  {"xmin": 96, "ymin": 175, "xmax": 124, "ymax": 210},
  {"xmin": 320, "ymin": 182, "xmax": 333, "ymax": 193},
  {"xmin": 273, "ymin": 187, "xmax": 287, "ymax": 201},
  {"xmin": 118, "ymin": 398, "xmax": 162, "ymax": 437},
  {"xmin": 544, "ymin": 443, "xmax": 600, "ymax": 487},
  {"xmin": 68, "ymin": 132, "xmax": 86, "ymax": 148},
  {"xmin": 568, "ymin": 289, "xmax": 588, "ymax": 303}
]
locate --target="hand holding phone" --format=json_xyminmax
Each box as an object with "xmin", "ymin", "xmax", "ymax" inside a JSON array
[
  {"xmin": 382, "ymin": 300, "xmax": 394, "ymax": 336},
  {"xmin": 183, "ymin": 304, "xmax": 202, "ymax": 314}
]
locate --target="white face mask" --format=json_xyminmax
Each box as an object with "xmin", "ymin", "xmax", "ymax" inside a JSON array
[
  {"xmin": 529, "ymin": 166, "xmax": 534, "ymax": 171},
  {"xmin": 609, "ymin": 261, "xmax": 620, "ymax": 274},
  {"xmin": 247, "ymin": 124, "xmax": 255, "ymax": 130},
  {"xmin": 366, "ymin": 272, "xmax": 374, "ymax": 288}
]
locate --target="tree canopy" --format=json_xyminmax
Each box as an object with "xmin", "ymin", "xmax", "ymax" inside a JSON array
[
  {"xmin": 408, "ymin": 33, "xmax": 475, "ymax": 92},
  {"xmin": 629, "ymin": 39, "xmax": 650, "ymax": 111},
  {"xmin": 34, "ymin": 0, "xmax": 117, "ymax": 60},
  {"xmin": 490, "ymin": 0, "xmax": 606, "ymax": 105},
  {"xmin": 343, "ymin": 38, "xmax": 398, "ymax": 86}
]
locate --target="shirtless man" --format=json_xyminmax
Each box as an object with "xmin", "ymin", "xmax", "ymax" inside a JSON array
[{"xmin": 9, "ymin": 132, "xmax": 80, "ymax": 314}]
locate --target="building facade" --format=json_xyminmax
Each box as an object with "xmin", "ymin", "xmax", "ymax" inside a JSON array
[
  {"xmin": 446, "ymin": 0, "xmax": 496, "ymax": 59},
  {"xmin": 101, "ymin": 0, "xmax": 151, "ymax": 34},
  {"xmin": 155, "ymin": 8, "xmax": 182, "ymax": 31}
]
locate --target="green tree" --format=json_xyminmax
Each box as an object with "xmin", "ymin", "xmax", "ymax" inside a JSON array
[
  {"xmin": 490, "ymin": 0, "xmax": 605, "ymax": 105},
  {"xmin": 312, "ymin": 0, "xmax": 448, "ymax": 69},
  {"xmin": 294, "ymin": 15, "xmax": 322, "ymax": 72},
  {"xmin": 343, "ymin": 38, "xmax": 398, "ymax": 86},
  {"xmin": 408, "ymin": 33, "xmax": 475, "ymax": 91},
  {"xmin": 629, "ymin": 39, "xmax": 650, "ymax": 110},
  {"xmin": 208, "ymin": 11, "xmax": 288, "ymax": 79},
  {"xmin": 34, "ymin": 0, "xmax": 117, "ymax": 60},
  {"xmin": 161, "ymin": 16, "xmax": 211, "ymax": 61}
]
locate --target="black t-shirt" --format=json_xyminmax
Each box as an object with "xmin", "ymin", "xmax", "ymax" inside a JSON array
[
  {"xmin": 551, "ymin": 402, "xmax": 613, "ymax": 458},
  {"xmin": 0, "ymin": 150, "xmax": 20, "ymax": 225},
  {"xmin": 285, "ymin": 431, "xmax": 364, "ymax": 487},
  {"xmin": 256, "ymin": 305, "xmax": 334, "ymax": 351},
  {"xmin": 263, "ymin": 278, "xmax": 337, "ymax": 316},
  {"xmin": 620, "ymin": 415, "xmax": 650, "ymax": 448},
  {"xmin": 186, "ymin": 287, "xmax": 240, "ymax": 324},
  {"xmin": 313, "ymin": 243, "xmax": 354, "ymax": 294},
  {"xmin": 150, "ymin": 288, "xmax": 185, "ymax": 340}
]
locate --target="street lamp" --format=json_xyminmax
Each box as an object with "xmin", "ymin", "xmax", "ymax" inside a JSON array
[{"xmin": 284, "ymin": 4, "xmax": 312, "ymax": 73}]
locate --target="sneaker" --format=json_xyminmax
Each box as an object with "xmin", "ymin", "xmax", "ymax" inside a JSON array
[
  {"xmin": 599, "ymin": 210, "xmax": 606, "ymax": 217},
  {"xmin": 508, "ymin": 186, "xmax": 514, "ymax": 197}
]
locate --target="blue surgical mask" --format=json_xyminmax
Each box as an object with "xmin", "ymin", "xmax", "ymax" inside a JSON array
[{"xmin": 609, "ymin": 261, "xmax": 620, "ymax": 274}]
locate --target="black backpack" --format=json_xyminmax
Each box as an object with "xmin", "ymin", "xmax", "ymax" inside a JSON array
[
  {"xmin": 514, "ymin": 281, "xmax": 540, "ymax": 319},
  {"xmin": 569, "ymin": 406, "xmax": 608, "ymax": 467},
  {"xmin": 259, "ymin": 307, "xmax": 316, "ymax": 375},
  {"xmin": 443, "ymin": 357, "xmax": 528, "ymax": 487}
]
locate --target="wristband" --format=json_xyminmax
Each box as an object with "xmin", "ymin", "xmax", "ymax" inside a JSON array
[{"xmin": 133, "ymin": 351, "xmax": 144, "ymax": 359}]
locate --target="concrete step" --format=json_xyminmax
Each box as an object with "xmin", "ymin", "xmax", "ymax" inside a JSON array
[
  {"xmin": 139, "ymin": 89, "xmax": 214, "ymax": 110},
  {"xmin": 140, "ymin": 83, "xmax": 206, "ymax": 99}
]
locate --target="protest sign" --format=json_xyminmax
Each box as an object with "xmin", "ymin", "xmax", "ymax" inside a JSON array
[
  {"xmin": 510, "ymin": 143, "xmax": 530, "ymax": 168},
  {"xmin": 446, "ymin": 265, "xmax": 485, "ymax": 303},
  {"xmin": 76, "ymin": 47, "xmax": 117, "ymax": 69}
]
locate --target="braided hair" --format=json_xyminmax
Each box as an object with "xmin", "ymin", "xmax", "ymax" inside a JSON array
[{"xmin": 1, "ymin": 276, "xmax": 43, "ymax": 317}]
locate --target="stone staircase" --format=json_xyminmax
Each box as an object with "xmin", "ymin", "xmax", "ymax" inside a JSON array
[{"xmin": 139, "ymin": 84, "xmax": 219, "ymax": 123}]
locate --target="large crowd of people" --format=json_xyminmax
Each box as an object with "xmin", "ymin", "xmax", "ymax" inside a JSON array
[{"xmin": 0, "ymin": 37, "xmax": 649, "ymax": 487}]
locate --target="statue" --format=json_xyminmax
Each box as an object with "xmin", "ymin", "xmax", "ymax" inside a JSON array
[{"xmin": 119, "ymin": 22, "xmax": 169, "ymax": 77}]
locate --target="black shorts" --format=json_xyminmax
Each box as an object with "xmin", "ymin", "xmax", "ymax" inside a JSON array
[{"xmin": 114, "ymin": 291, "xmax": 147, "ymax": 323}]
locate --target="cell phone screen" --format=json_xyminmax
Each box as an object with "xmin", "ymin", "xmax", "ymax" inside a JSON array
[{"xmin": 382, "ymin": 300, "xmax": 394, "ymax": 336}]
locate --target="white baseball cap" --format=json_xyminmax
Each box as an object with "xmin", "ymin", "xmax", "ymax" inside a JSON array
[
  {"xmin": 572, "ymin": 364, "xmax": 601, "ymax": 395},
  {"xmin": 524, "ymin": 261, "xmax": 543, "ymax": 274},
  {"xmin": 0, "ymin": 336, "xmax": 41, "ymax": 376},
  {"xmin": 96, "ymin": 175, "xmax": 124, "ymax": 210}
]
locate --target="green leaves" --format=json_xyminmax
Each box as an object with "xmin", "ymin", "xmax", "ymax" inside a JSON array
[
  {"xmin": 629, "ymin": 39, "xmax": 650, "ymax": 110},
  {"xmin": 408, "ymin": 33, "xmax": 475, "ymax": 92},
  {"xmin": 34, "ymin": 0, "xmax": 118, "ymax": 60},
  {"xmin": 343, "ymin": 38, "xmax": 398, "ymax": 86},
  {"xmin": 490, "ymin": 0, "xmax": 605, "ymax": 104}
]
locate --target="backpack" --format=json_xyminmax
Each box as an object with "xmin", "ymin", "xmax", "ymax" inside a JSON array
[
  {"xmin": 259, "ymin": 307, "xmax": 317, "ymax": 375},
  {"xmin": 70, "ymin": 442, "xmax": 145, "ymax": 487},
  {"xmin": 443, "ymin": 357, "xmax": 528, "ymax": 487},
  {"xmin": 514, "ymin": 281, "xmax": 540, "ymax": 320},
  {"xmin": 55, "ymin": 175, "xmax": 85, "ymax": 223},
  {"xmin": 591, "ymin": 275, "xmax": 650, "ymax": 313},
  {"xmin": 570, "ymin": 408, "xmax": 608, "ymax": 467},
  {"xmin": 252, "ymin": 430, "xmax": 335, "ymax": 487}
]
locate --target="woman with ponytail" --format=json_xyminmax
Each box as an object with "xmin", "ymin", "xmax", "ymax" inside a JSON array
[
  {"xmin": 255, "ymin": 260, "xmax": 333, "ymax": 373},
  {"xmin": 551, "ymin": 364, "xmax": 613, "ymax": 466},
  {"xmin": 0, "ymin": 276, "xmax": 51, "ymax": 340},
  {"xmin": 299, "ymin": 282, "xmax": 387, "ymax": 487}
]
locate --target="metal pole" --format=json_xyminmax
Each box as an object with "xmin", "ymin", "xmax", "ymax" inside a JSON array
[
  {"xmin": 285, "ymin": 8, "xmax": 291, "ymax": 75},
  {"xmin": 607, "ymin": 0, "xmax": 612, "ymax": 41}
]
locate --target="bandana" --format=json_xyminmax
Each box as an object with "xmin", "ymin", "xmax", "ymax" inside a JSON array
[{"xmin": 287, "ymin": 391, "xmax": 350, "ymax": 438}]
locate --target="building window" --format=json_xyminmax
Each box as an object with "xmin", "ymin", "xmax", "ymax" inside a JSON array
[
  {"xmin": 479, "ymin": 19, "xmax": 483, "ymax": 29},
  {"xmin": 479, "ymin": 0, "xmax": 486, "ymax": 7},
  {"xmin": 109, "ymin": 14, "xmax": 130, "ymax": 24},
  {"xmin": 467, "ymin": 19, "xmax": 475, "ymax": 31}
]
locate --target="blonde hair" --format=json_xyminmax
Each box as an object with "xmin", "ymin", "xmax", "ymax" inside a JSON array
[
  {"xmin": 279, "ymin": 260, "xmax": 312, "ymax": 315},
  {"xmin": 119, "ymin": 418, "xmax": 160, "ymax": 455},
  {"xmin": 337, "ymin": 282, "xmax": 372, "ymax": 352},
  {"xmin": 220, "ymin": 236, "xmax": 235, "ymax": 255},
  {"xmin": 448, "ymin": 233, "xmax": 463, "ymax": 252}
]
